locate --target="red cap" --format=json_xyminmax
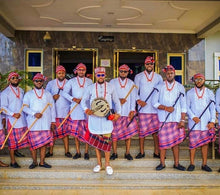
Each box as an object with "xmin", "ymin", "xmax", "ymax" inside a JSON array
[
  {"xmin": 145, "ymin": 56, "xmax": 155, "ymax": 64},
  {"xmin": 74, "ymin": 63, "xmax": 86, "ymax": 74},
  {"xmin": 33, "ymin": 73, "xmax": 47, "ymax": 81},
  {"xmin": 162, "ymin": 65, "xmax": 175, "ymax": 73},
  {"xmin": 119, "ymin": 64, "xmax": 133, "ymax": 74},
  {"xmin": 56, "ymin": 65, "xmax": 66, "ymax": 73},
  {"xmin": 191, "ymin": 73, "xmax": 205, "ymax": 81},
  {"xmin": 8, "ymin": 72, "xmax": 21, "ymax": 81}
]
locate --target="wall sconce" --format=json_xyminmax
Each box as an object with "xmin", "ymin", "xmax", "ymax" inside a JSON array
[
  {"xmin": 132, "ymin": 46, "xmax": 136, "ymax": 50},
  {"xmin": 43, "ymin": 31, "xmax": 51, "ymax": 42}
]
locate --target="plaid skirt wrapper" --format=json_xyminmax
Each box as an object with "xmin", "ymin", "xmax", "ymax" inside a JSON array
[
  {"xmin": 7, "ymin": 120, "xmax": 29, "ymax": 150},
  {"xmin": 67, "ymin": 118, "xmax": 87, "ymax": 142},
  {"xmin": 189, "ymin": 128, "xmax": 216, "ymax": 149},
  {"xmin": 27, "ymin": 130, "xmax": 53, "ymax": 151},
  {"xmin": 53, "ymin": 118, "xmax": 69, "ymax": 140},
  {"xmin": 158, "ymin": 122, "xmax": 185, "ymax": 149},
  {"xmin": 138, "ymin": 113, "xmax": 160, "ymax": 138},
  {"xmin": 112, "ymin": 116, "xmax": 138, "ymax": 141},
  {"xmin": 84, "ymin": 129, "xmax": 112, "ymax": 152},
  {"xmin": 219, "ymin": 126, "xmax": 220, "ymax": 153},
  {"xmin": 0, "ymin": 129, "xmax": 5, "ymax": 148}
]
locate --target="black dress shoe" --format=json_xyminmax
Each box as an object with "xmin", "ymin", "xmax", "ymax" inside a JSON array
[
  {"xmin": 187, "ymin": 164, "xmax": 195, "ymax": 172},
  {"xmin": 135, "ymin": 152, "xmax": 145, "ymax": 159},
  {"xmin": 201, "ymin": 165, "xmax": 212, "ymax": 172},
  {"xmin": 173, "ymin": 164, "xmax": 186, "ymax": 171},
  {"xmin": 29, "ymin": 162, "xmax": 38, "ymax": 169},
  {"xmin": 156, "ymin": 163, "xmax": 165, "ymax": 171},
  {"xmin": 10, "ymin": 162, "xmax": 21, "ymax": 168},
  {"xmin": 218, "ymin": 168, "xmax": 220, "ymax": 172},
  {"xmin": 39, "ymin": 162, "xmax": 52, "ymax": 168},
  {"xmin": 73, "ymin": 153, "xmax": 81, "ymax": 159},
  {"xmin": 45, "ymin": 152, "xmax": 53, "ymax": 158},
  {"xmin": 84, "ymin": 153, "xmax": 90, "ymax": 160},
  {"xmin": 65, "ymin": 152, "xmax": 72, "ymax": 158},
  {"xmin": 14, "ymin": 150, "xmax": 25, "ymax": 157},
  {"xmin": 124, "ymin": 153, "xmax": 133, "ymax": 160},
  {"xmin": 153, "ymin": 153, "xmax": 160, "ymax": 158},
  {"xmin": 110, "ymin": 153, "xmax": 118, "ymax": 160}
]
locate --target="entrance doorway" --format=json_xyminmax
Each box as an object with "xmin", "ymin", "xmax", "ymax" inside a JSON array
[
  {"xmin": 53, "ymin": 48, "xmax": 98, "ymax": 81},
  {"xmin": 113, "ymin": 49, "xmax": 158, "ymax": 80}
]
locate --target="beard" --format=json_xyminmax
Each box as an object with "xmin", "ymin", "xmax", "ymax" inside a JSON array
[{"xmin": 10, "ymin": 83, "xmax": 19, "ymax": 87}]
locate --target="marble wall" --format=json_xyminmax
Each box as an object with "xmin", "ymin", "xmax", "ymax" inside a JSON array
[{"xmin": 0, "ymin": 31, "xmax": 204, "ymax": 83}]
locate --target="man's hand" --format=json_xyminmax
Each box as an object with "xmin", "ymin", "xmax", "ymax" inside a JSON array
[
  {"xmin": 178, "ymin": 121, "xmax": 185, "ymax": 128},
  {"xmin": 164, "ymin": 106, "xmax": 174, "ymax": 113},
  {"xmin": 53, "ymin": 94, "xmax": 60, "ymax": 101},
  {"xmin": 50, "ymin": 123, "xmax": 56, "ymax": 131},
  {"xmin": 137, "ymin": 100, "xmax": 147, "ymax": 107},
  {"xmin": 2, "ymin": 118, "xmax": 6, "ymax": 129},
  {"xmin": 120, "ymin": 98, "xmax": 127, "ymax": 105},
  {"xmin": 207, "ymin": 122, "xmax": 215, "ymax": 130},
  {"xmin": 128, "ymin": 111, "xmax": 135, "ymax": 120},
  {"xmin": 12, "ymin": 113, "xmax": 21, "ymax": 119},
  {"xmin": 193, "ymin": 117, "xmax": 200, "ymax": 124},
  {"xmin": 113, "ymin": 113, "xmax": 120, "ymax": 121},
  {"xmin": 34, "ymin": 113, "xmax": 43, "ymax": 119},
  {"xmin": 85, "ymin": 109, "xmax": 93, "ymax": 115},
  {"xmin": 73, "ymin": 98, "xmax": 81, "ymax": 104}
]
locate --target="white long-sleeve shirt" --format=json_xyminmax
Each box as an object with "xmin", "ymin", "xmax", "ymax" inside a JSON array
[
  {"xmin": 62, "ymin": 77, "xmax": 93, "ymax": 120},
  {"xmin": 216, "ymin": 88, "xmax": 220, "ymax": 124},
  {"xmin": 1, "ymin": 85, "xmax": 27, "ymax": 128},
  {"xmin": 110, "ymin": 78, "xmax": 136, "ymax": 116},
  {"xmin": 187, "ymin": 87, "xmax": 215, "ymax": 131},
  {"xmin": 134, "ymin": 71, "xmax": 163, "ymax": 114},
  {"xmin": 81, "ymin": 82, "xmax": 121, "ymax": 134},
  {"xmin": 23, "ymin": 88, "xmax": 56, "ymax": 131},
  {"xmin": 152, "ymin": 81, "xmax": 186, "ymax": 122},
  {"xmin": 0, "ymin": 92, "xmax": 5, "ymax": 130},
  {"xmin": 45, "ymin": 79, "xmax": 70, "ymax": 118}
]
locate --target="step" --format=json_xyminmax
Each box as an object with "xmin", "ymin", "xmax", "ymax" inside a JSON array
[{"xmin": 0, "ymin": 157, "xmax": 219, "ymax": 168}]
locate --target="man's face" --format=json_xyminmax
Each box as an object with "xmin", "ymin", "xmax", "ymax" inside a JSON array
[
  {"xmin": 56, "ymin": 71, "xmax": 66, "ymax": 81},
  {"xmin": 10, "ymin": 76, "xmax": 19, "ymax": 87},
  {"xmin": 194, "ymin": 77, "xmax": 205, "ymax": 88},
  {"xmin": 34, "ymin": 79, "xmax": 44, "ymax": 89},
  {"xmin": 95, "ymin": 73, "xmax": 105, "ymax": 83},
  {"xmin": 144, "ymin": 63, "xmax": 154, "ymax": 72},
  {"xmin": 166, "ymin": 70, "xmax": 175, "ymax": 82},
  {"xmin": 119, "ymin": 70, "xmax": 129, "ymax": 79},
  {"xmin": 77, "ymin": 68, "xmax": 86, "ymax": 78}
]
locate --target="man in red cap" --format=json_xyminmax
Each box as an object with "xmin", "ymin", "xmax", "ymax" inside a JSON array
[
  {"xmin": 1, "ymin": 72, "xmax": 29, "ymax": 168},
  {"xmin": 152, "ymin": 65, "xmax": 186, "ymax": 171},
  {"xmin": 63, "ymin": 63, "xmax": 93, "ymax": 160},
  {"xmin": 187, "ymin": 73, "xmax": 215, "ymax": 172},
  {"xmin": 81, "ymin": 67, "xmax": 121, "ymax": 175},
  {"xmin": 23, "ymin": 73, "xmax": 56, "ymax": 169},
  {"xmin": 109, "ymin": 64, "xmax": 138, "ymax": 160},
  {"xmin": 45, "ymin": 65, "xmax": 72, "ymax": 158},
  {"xmin": 134, "ymin": 56, "xmax": 163, "ymax": 159}
]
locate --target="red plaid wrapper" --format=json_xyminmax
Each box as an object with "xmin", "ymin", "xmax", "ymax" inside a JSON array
[
  {"xmin": 0, "ymin": 129, "xmax": 5, "ymax": 148},
  {"xmin": 7, "ymin": 120, "xmax": 29, "ymax": 150},
  {"xmin": 27, "ymin": 130, "xmax": 53, "ymax": 151},
  {"xmin": 67, "ymin": 118, "xmax": 87, "ymax": 142},
  {"xmin": 219, "ymin": 126, "xmax": 220, "ymax": 154},
  {"xmin": 53, "ymin": 118, "xmax": 69, "ymax": 140},
  {"xmin": 112, "ymin": 116, "xmax": 138, "ymax": 141},
  {"xmin": 138, "ymin": 113, "xmax": 160, "ymax": 138},
  {"xmin": 189, "ymin": 128, "xmax": 216, "ymax": 149},
  {"xmin": 84, "ymin": 128, "xmax": 112, "ymax": 152},
  {"xmin": 158, "ymin": 122, "xmax": 185, "ymax": 149}
]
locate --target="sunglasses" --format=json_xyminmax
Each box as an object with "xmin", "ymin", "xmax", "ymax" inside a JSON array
[
  {"xmin": 194, "ymin": 78, "xmax": 204, "ymax": 82},
  {"xmin": 145, "ymin": 63, "xmax": 154, "ymax": 66},
  {"xmin": 34, "ymin": 80, "xmax": 44, "ymax": 83},
  {"xmin": 96, "ymin": 74, "xmax": 105, "ymax": 77},
  {"xmin": 11, "ymin": 77, "xmax": 19, "ymax": 80},
  {"xmin": 119, "ymin": 70, "xmax": 128, "ymax": 73},
  {"xmin": 77, "ymin": 69, "xmax": 86, "ymax": 72}
]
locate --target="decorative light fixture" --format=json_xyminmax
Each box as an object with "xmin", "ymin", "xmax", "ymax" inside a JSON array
[{"xmin": 43, "ymin": 31, "xmax": 51, "ymax": 42}]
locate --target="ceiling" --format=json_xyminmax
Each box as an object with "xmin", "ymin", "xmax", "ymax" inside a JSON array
[{"xmin": 0, "ymin": 0, "xmax": 220, "ymax": 38}]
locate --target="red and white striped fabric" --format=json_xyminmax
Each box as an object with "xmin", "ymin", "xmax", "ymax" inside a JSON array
[
  {"xmin": 0, "ymin": 129, "xmax": 5, "ymax": 149},
  {"xmin": 53, "ymin": 118, "xmax": 69, "ymax": 140}
]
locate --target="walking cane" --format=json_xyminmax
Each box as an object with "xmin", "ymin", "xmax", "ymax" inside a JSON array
[
  {"xmin": 124, "ymin": 85, "xmax": 138, "ymax": 101},
  {"xmin": 184, "ymin": 100, "xmax": 215, "ymax": 140},
  {"xmin": 1, "ymin": 104, "xmax": 28, "ymax": 149},
  {"xmin": 127, "ymin": 87, "xmax": 159, "ymax": 127},
  {"xmin": 0, "ymin": 108, "xmax": 7, "ymax": 114},
  {"xmin": 18, "ymin": 103, "xmax": 52, "ymax": 143},
  {"xmin": 54, "ymin": 88, "xmax": 62, "ymax": 103},
  {"xmin": 57, "ymin": 101, "xmax": 80, "ymax": 129},
  {"xmin": 158, "ymin": 92, "xmax": 184, "ymax": 132}
]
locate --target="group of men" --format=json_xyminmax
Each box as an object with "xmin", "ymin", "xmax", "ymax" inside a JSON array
[{"xmin": 0, "ymin": 56, "xmax": 219, "ymax": 175}]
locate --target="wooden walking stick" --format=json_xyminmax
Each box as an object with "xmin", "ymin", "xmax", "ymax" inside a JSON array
[
  {"xmin": 1, "ymin": 104, "xmax": 28, "ymax": 149},
  {"xmin": 18, "ymin": 103, "xmax": 52, "ymax": 143},
  {"xmin": 0, "ymin": 108, "xmax": 7, "ymax": 114},
  {"xmin": 57, "ymin": 102, "xmax": 79, "ymax": 129},
  {"xmin": 124, "ymin": 85, "xmax": 138, "ymax": 100}
]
